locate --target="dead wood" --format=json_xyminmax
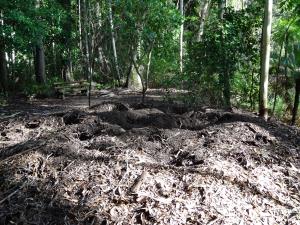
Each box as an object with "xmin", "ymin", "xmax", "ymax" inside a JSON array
[{"xmin": 129, "ymin": 171, "xmax": 149, "ymax": 194}]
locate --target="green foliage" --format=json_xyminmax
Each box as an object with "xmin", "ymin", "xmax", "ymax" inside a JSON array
[
  {"xmin": 95, "ymin": 83, "xmax": 112, "ymax": 90},
  {"xmin": 184, "ymin": 3, "xmax": 262, "ymax": 107},
  {"xmin": 23, "ymin": 82, "xmax": 54, "ymax": 98},
  {"xmin": 114, "ymin": 0, "xmax": 181, "ymax": 83},
  {"xmin": 1, "ymin": 0, "xmax": 65, "ymax": 51},
  {"xmin": 0, "ymin": 93, "xmax": 8, "ymax": 106},
  {"xmin": 0, "ymin": 0, "xmax": 300, "ymax": 123}
]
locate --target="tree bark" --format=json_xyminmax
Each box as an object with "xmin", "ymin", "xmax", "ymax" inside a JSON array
[
  {"xmin": 79, "ymin": 0, "xmax": 89, "ymax": 80},
  {"xmin": 259, "ymin": 0, "xmax": 273, "ymax": 120},
  {"xmin": 108, "ymin": 0, "xmax": 121, "ymax": 85},
  {"xmin": 291, "ymin": 78, "xmax": 300, "ymax": 125},
  {"xmin": 60, "ymin": 0, "xmax": 73, "ymax": 82},
  {"xmin": 0, "ymin": 10, "xmax": 8, "ymax": 93},
  {"xmin": 219, "ymin": 0, "xmax": 225, "ymax": 19},
  {"xmin": 82, "ymin": 0, "xmax": 92, "ymax": 107},
  {"xmin": 197, "ymin": 0, "xmax": 210, "ymax": 42},
  {"xmin": 34, "ymin": 38, "xmax": 46, "ymax": 84},
  {"xmin": 78, "ymin": 0, "xmax": 83, "ymax": 52},
  {"xmin": 249, "ymin": 68, "xmax": 255, "ymax": 110},
  {"xmin": 0, "ymin": 40, "xmax": 8, "ymax": 93},
  {"xmin": 142, "ymin": 46, "xmax": 153, "ymax": 103},
  {"xmin": 125, "ymin": 62, "xmax": 133, "ymax": 88},
  {"xmin": 179, "ymin": 0, "xmax": 184, "ymax": 73},
  {"xmin": 34, "ymin": 0, "xmax": 46, "ymax": 84},
  {"xmin": 219, "ymin": 0, "xmax": 231, "ymax": 109}
]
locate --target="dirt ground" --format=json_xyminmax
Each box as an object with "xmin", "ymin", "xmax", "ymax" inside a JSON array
[{"xmin": 0, "ymin": 89, "xmax": 299, "ymax": 225}]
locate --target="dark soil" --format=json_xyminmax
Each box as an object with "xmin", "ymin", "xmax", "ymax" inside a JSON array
[{"xmin": 0, "ymin": 89, "xmax": 299, "ymax": 225}]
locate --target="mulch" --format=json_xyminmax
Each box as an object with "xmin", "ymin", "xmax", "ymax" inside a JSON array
[{"xmin": 0, "ymin": 90, "xmax": 299, "ymax": 225}]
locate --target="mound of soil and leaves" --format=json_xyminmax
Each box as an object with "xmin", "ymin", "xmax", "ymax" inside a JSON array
[{"xmin": 0, "ymin": 90, "xmax": 299, "ymax": 225}]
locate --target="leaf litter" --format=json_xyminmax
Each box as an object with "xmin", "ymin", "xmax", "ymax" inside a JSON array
[{"xmin": 0, "ymin": 89, "xmax": 299, "ymax": 225}]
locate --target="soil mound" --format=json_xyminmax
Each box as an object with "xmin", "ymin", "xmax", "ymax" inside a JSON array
[{"xmin": 0, "ymin": 94, "xmax": 299, "ymax": 224}]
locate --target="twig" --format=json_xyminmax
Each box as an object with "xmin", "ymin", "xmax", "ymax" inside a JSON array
[
  {"xmin": 0, "ymin": 183, "xmax": 26, "ymax": 205},
  {"xmin": 0, "ymin": 144, "xmax": 45, "ymax": 162},
  {"xmin": 0, "ymin": 112, "xmax": 22, "ymax": 120}
]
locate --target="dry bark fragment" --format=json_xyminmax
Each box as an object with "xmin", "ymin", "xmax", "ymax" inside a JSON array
[{"xmin": 129, "ymin": 171, "xmax": 149, "ymax": 194}]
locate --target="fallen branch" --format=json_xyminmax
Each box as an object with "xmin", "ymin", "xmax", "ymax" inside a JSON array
[
  {"xmin": 0, "ymin": 183, "xmax": 26, "ymax": 205},
  {"xmin": 0, "ymin": 112, "xmax": 22, "ymax": 121}
]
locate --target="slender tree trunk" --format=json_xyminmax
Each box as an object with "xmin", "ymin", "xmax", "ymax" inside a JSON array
[
  {"xmin": 259, "ymin": 0, "xmax": 273, "ymax": 120},
  {"xmin": 223, "ymin": 70, "xmax": 231, "ymax": 109},
  {"xmin": 34, "ymin": 38, "xmax": 46, "ymax": 84},
  {"xmin": 60, "ymin": 0, "xmax": 73, "ymax": 82},
  {"xmin": 142, "ymin": 46, "xmax": 153, "ymax": 103},
  {"xmin": 250, "ymin": 68, "xmax": 255, "ymax": 110},
  {"xmin": 197, "ymin": 0, "xmax": 210, "ymax": 42},
  {"xmin": 132, "ymin": 58, "xmax": 144, "ymax": 89},
  {"xmin": 0, "ymin": 11, "xmax": 8, "ymax": 93},
  {"xmin": 272, "ymin": 20, "xmax": 294, "ymax": 115},
  {"xmin": 80, "ymin": 0, "xmax": 89, "ymax": 80},
  {"xmin": 125, "ymin": 63, "xmax": 133, "ymax": 88},
  {"xmin": 0, "ymin": 40, "xmax": 8, "ymax": 93},
  {"xmin": 83, "ymin": 0, "xmax": 90, "ymax": 77},
  {"xmin": 219, "ymin": 0, "xmax": 231, "ymax": 109},
  {"xmin": 179, "ymin": 0, "xmax": 184, "ymax": 73},
  {"xmin": 82, "ymin": 0, "xmax": 92, "ymax": 107},
  {"xmin": 219, "ymin": 0, "xmax": 225, "ymax": 19},
  {"xmin": 291, "ymin": 78, "xmax": 300, "ymax": 125},
  {"xmin": 78, "ymin": 0, "xmax": 83, "ymax": 52},
  {"xmin": 108, "ymin": 0, "xmax": 121, "ymax": 85},
  {"xmin": 283, "ymin": 34, "xmax": 291, "ymax": 114},
  {"xmin": 272, "ymin": 35, "xmax": 285, "ymax": 115},
  {"xmin": 51, "ymin": 42, "xmax": 58, "ymax": 77},
  {"xmin": 34, "ymin": 0, "xmax": 46, "ymax": 84}
]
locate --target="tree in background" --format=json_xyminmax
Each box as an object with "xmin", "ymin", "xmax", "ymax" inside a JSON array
[
  {"xmin": 259, "ymin": 0, "xmax": 273, "ymax": 120},
  {"xmin": 184, "ymin": 1, "xmax": 262, "ymax": 108},
  {"xmin": 179, "ymin": 0, "xmax": 184, "ymax": 73},
  {"xmin": 0, "ymin": 0, "xmax": 300, "ymax": 124}
]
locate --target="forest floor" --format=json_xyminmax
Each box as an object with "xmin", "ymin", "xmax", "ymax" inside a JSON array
[{"xmin": 0, "ymin": 89, "xmax": 299, "ymax": 225}]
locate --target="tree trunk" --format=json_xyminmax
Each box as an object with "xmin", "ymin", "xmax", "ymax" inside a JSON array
[
  {"xmin": 125, "ymin": 62, "xmax": 133, "ymax": 88},
  {"xmin": 108, "ymin": 0, "xmax": 121, "ymax": 85},
  {"xmin": 291, "ymin": 78, "xmax": 300, "ymax": 125},
  {"xmin": 34, "ymin": 0, "xmax": 46, "ymax": 84},
  {"xmin": 60, "ymin": 0, "xmax": 73, "ymax": 82},
  {"xmin": 79, "ymin": 0, "xmax": 89, "ymax": 80},
  {"xmin": 82, "ymin": 0, "xmax": 92, "ymax": 107},
  {"xmin": 78, "ymin": 0, "xmax": 83, "ymax": 52},
  {"xmin": 219, "ymin": 0, "xmax": 225, "ymax": 19},
  {"xmin": 0, "ymin": 11, "xmax": 8, "ymax": 93},
  {"xmin": 197, "ymin": 0, "xmax": 210, "ymax": 42},
  {"xmin": 223, "ymin": 70, "xmax": 231, "ymax": 109},
  {"xmin": 219, "ymin": 0, "xmax": 231, "ymax": 109},
  {"xmin": 179, "ymin": 0, "xmax": 184, "ymax": 73},
  {"xmin": 142, "ymin": 46, "xmax": 153, "ymax": 103},
  {"xmin": 129, "ymin": 50, "xmax": 143, "ymax": 92},
  {"xmin": 34, "ymin": 38, "xmax": 46, "ymax": 84},
  {"xmin": 249, "ymin": 68, "xmax": 255, "ymax": 110},
  {"xmin": 259, "ymin": 0, "xmax": 273, "ymax": 120},
  {"xmin": 0, "ymin": 40, "xmax": 8, "ymax": 93}
]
